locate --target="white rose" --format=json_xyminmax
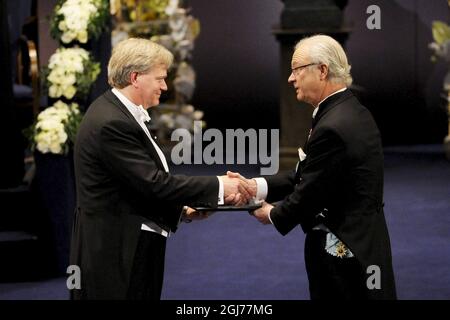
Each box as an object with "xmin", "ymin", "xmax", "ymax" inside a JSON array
[
  {"xmin": 58, "ymin": 129, "xmax": 68, "ymax": 144},
  {"xmin": 63, "ymin": 86, "xmax": 77, "ymax": 100},
  {"xmin": 77, "ymin": 30, "xmax": 88, "ymax": 43},
  {"xmin": 61, "ymin": 74, "xmax": 76, "ymax": 86},
  {"xmin": 48, "ymin": 70, "xmax": 64, "ymax": 85},
  {"xmin": 70, "ymin": 103, "xmax": 80, "ymax": 114},
  {"xmin": 58, "ymin": 20, "xmax": 67, "ymax": 31},
  {"xmin": 49, "ymin": 85, "xmax": 64, "ymax": 98},
  {"xmin": 61, "ymin": 32, "xmax": 74, "ymax": 44},
  {"xmin": 38, "ymin": 118, "xmax": 63, "ymax": 131},
  {"xmin": 36, "ymin": 132, "xmax": 53, "ymax": 153},
  {"xmin": 49, "ymin": 141, "xmax": 62, "ymax": 154},
  {"xmin": 55, "ymin": 109, "xmax": 69, "ymax": 122},
  {"xmin": 49, "ymin": 85, "xmax": 58, "ymax": 98},
  {"xmin": 37, "ymin": 107, "xmax": 57, "ymax": 120},
  {"xmin": 36, "ymin": 142, "xmax": 50, "ymax": 154},
  {"xmin": 54, "ymin": 100, "xmax": 68, "ymax": 110},
  {"xmin": 71, "ymin": 60, "xmax": 84, "ymax": 73},
  {"xmin": 66, "ymin": 17, "xmax": 81, "ymax": 31}
]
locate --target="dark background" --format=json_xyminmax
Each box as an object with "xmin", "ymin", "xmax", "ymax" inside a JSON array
[
  {"xmin": 185, "ymin": 0, "xmax": 449, "ymax": 145},
  {"xmin": 1, "ymin": 1, "xmax": 449, "ymax": 297},
  {"xmin": 9, "ymin": 0, "xmax": 450, "ymax": 146}
]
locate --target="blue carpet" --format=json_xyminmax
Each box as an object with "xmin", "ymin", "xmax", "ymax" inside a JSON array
[
  {"xmin": 0, "ymin": 277, "xmax": 68, "ymax": 300},
  {"xmin": 382, "ymin": 145, "xmax": 450, "ymax": 299},
  {"xmin": 162, "ymin": 164, "xmax": 308, "ymax": 300},
  {"xmin": 0, "ymin": 146, "xmax": 449, "ymax": 300}
]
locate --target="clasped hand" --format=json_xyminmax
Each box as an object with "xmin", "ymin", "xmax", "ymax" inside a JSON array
[
  {"xmin": 220, "ymin": 171, "xmax": 257, "ymax": 206},
  {"xmin": 183, "ymin": 171, "xmax": 274, "ymax": 223},
  {"xmin": 226, "ymin": 171, "xmax": 273, "ymax": 225}
]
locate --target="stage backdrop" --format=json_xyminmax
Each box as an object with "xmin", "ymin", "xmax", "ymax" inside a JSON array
[{"xmin": 36, "ymin": 0, "xmax": 449, "ymax": 145}]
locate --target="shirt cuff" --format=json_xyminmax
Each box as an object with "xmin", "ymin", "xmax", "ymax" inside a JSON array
[
  {"xmin": 217, "ymin": 176, "xmax": 224, "ymax": 205},
  {"xmin": 179, "ymin": 206, "xmax": 192, "ymax": 224},
  {"xmin": 253, "ymin": 178, "xmax": 268, "ymax": 201},
  {"xmin": 267, "ymin": 207, "xmax": 274, "ymax": 225}
]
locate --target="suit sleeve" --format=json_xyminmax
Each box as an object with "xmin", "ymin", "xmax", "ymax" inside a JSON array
[
  {"xmin": 264, "ymin": 170, "xmax": 296, "ymax": 203},
  {"xmin": 99, "ymin": 119, "xmax": 218, "ymax": 207},
  {"xmin": 270, "ymin": 127, "xmax": 346, "ymax": 235}
]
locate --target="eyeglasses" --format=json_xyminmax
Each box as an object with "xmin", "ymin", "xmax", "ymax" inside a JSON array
[{"xmin": 291, "ymin": 63, "xmax": 318, "ymax": 75}]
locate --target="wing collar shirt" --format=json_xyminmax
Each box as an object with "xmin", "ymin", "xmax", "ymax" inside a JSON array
[{"xmin": 111, "ymin": 89, "xmax": 224, "ymax": 237}]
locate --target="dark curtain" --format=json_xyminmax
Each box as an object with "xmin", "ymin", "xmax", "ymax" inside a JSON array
[
  {"xmin": 0, "ymin": 1, "xmax": 25, "ymax": 188},
  {"xmin": 87, "ymin": 25, "xmax": 112, "ymax": 109}
]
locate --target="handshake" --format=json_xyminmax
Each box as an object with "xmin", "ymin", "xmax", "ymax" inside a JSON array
[
  {"xmin": 221, "ymin": 171, "xmax": 256, "ymax": 206},
  {"xmin": 183, "ymin": 171, "xmax": 274, "ymax": 225}
]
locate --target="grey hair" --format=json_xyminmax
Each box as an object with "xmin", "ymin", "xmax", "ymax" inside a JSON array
[
  {"xmin": 108, "ymin": 38, "xmax": 173, "ymax": 89},
  {"xmin": 295, "ymin": 35, "xmax": 353, "ymax": 86}
]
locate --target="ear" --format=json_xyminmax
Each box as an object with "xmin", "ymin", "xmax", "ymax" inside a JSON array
[
  {"xmin": 130, "ymin": 72, "xmax": 139, "ymax": 88},
  {"xmin": 319, "ymin": 64, "xmax": 328, "ymax": 81}
]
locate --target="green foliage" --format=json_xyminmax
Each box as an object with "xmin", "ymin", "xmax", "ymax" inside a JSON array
[
  {"xmin": 432, "ymin": 21, "xmax": 450, "ymax": 45},
  {"xmin": 76, "ymin": 57, "xmax": 101, "ymax": 99}
]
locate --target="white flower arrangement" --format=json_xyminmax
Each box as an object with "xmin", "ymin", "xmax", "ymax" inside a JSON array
[
  {"xmin": 30, "ymin": 100, "xmax": 82, "ymax": 155},
  {"xmin": 51, "ymin": 0, "xmax": 110, "ymax": 44},
  {"xmin": 46, "ymin": 47, "xmax": 100, "ymax": 100}
]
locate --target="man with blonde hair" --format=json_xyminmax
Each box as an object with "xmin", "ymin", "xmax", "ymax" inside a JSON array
[
  {"xmin": 71, "ymin": 38, "xmax": 249, "ymax": 300},
  {"xmin": 229, "ymin": 35, "xmax": 396, "ymax": 299}
]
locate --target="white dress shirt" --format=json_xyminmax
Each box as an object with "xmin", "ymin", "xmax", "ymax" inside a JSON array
[{"xmin": 111, "ymin": 89, "xmax": 224, "ymax": 237}]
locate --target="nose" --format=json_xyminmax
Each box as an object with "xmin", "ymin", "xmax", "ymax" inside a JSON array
[
  {"xmin": 161, "ymin": 79, "xmax": 168, "ymax": 91},
  {"xmin": 288, "ymin": 73, "xmax": 295, "ymax": 83}
]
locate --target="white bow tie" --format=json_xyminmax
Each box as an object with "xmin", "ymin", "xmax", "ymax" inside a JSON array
[
  {"xmin": 136, "ymin": 105, "xmax": 151, "ymax": 123},
  {"xmin": 298, "ymin": 147, "xmax": 307, "ymax": 162}
]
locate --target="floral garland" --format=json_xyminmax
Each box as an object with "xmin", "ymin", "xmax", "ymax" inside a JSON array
[
  {"xmin": 45, "ymin": 47, "xmax": 100, "ymax": 100},
  {"xmin": 29, "ymin": 101, "xmax": 82, "ymax": 155},
  {"xmin": 51, "ymin": 0, "xmax": 110, "ymax": 44},
  {"xmin": 28, "ymin": 1, "xmax": 107, "ymax": 155}
]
